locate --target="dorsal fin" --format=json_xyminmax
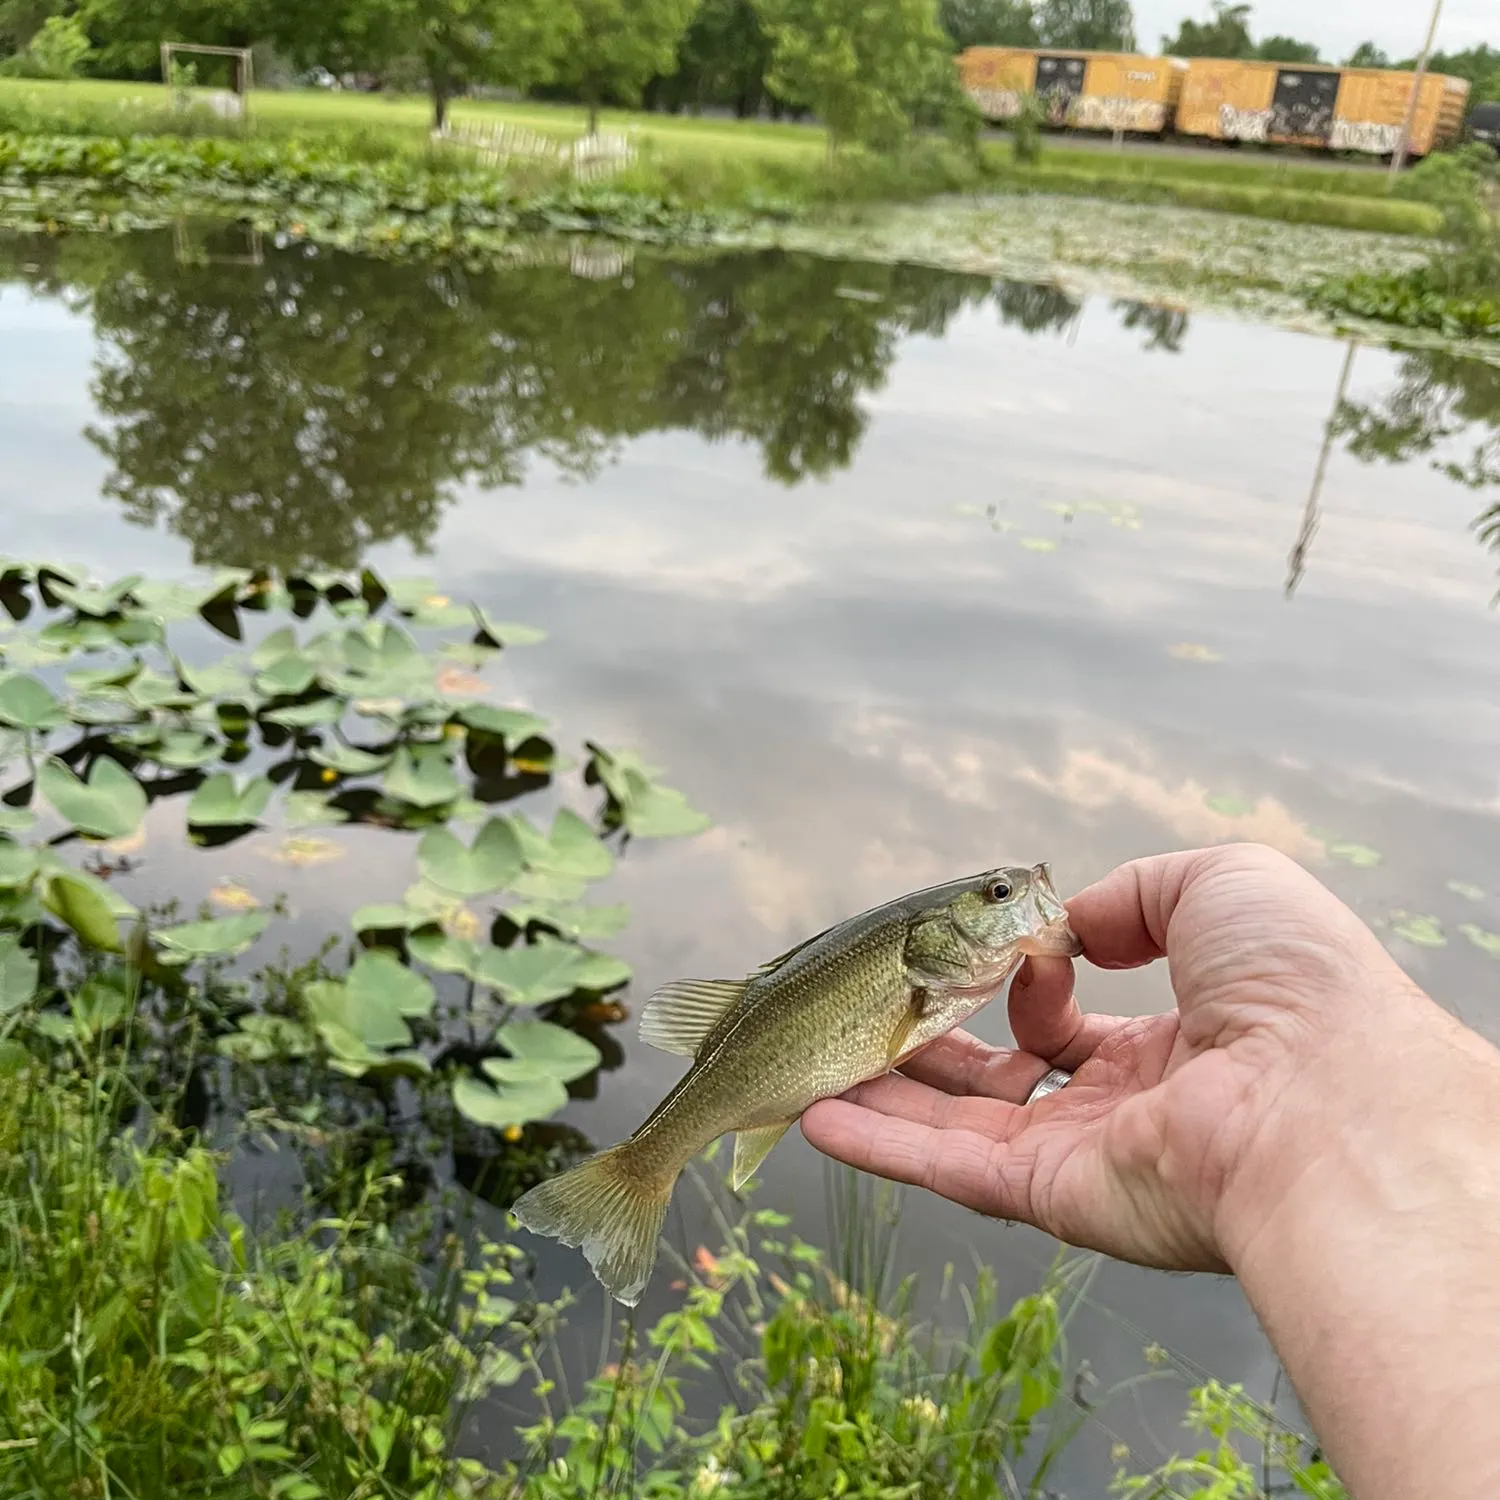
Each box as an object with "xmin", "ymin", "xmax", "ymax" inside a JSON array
[
  {"xmin": 749, "ymin": 921, "xmax": 836, "ymax": 979},
  {"xmin": 638, "ymin": 978, "xmax": 747, "ymax": 1057}
]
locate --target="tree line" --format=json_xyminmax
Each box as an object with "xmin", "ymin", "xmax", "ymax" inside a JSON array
[{"xmin": 0, "ymin": 0, "xmax": 1495, "ymax": 134}]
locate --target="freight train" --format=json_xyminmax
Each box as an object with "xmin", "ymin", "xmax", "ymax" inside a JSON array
[{"xmin": 957, "ymin": 47, "xmax": 1475, "ymax": 158}]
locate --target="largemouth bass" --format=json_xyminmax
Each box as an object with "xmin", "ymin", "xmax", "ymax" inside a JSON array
[{"xmin": 511, "ymin": 864, "xmax": 1081, "ymax": 1305}]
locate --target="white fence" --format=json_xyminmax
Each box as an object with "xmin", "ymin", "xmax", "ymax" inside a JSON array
[{"xmin": 434, "ymin": 120, "xmax": 638, "ymax": 183}]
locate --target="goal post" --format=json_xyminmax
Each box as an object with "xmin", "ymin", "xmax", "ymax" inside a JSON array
[{"xmin": 160, "ymin": 42, "xmax": 254, "ymax": 121}]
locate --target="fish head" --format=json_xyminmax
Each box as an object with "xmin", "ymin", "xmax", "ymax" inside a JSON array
[{"xmin": 944, "ymin": 863, "xmax": 1083, "ymax": 965}]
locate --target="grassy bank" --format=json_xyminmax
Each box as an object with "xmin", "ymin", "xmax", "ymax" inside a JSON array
[{"xmin": 0, "ymin": 76, "xmax": 1445, "ymax": 236}]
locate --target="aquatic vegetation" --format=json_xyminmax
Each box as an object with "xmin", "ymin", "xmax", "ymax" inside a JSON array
[{"xmin": 0, "ymin": 559, "xmax": 708, "ymax": 1135}]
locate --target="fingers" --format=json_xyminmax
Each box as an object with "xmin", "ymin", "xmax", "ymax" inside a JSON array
[
  {"xmin": 1008, "ymin": 954, "xmax": 1081, "ymax": 1058},
  {"xmin": 843, "ymin": 1068, "xmax": 1027, "ymax": 1135},
  {"xmin": 904, "ymin": 1014, "xmax": 1133, "ymax": 1098},
  {"xmin": 800, "ymin": 1099, "xmax": 1034, "ymax": 1221},
  {"xmin": 1064, "ymin": 851, "xmax": 1206, "ymax": 970}
]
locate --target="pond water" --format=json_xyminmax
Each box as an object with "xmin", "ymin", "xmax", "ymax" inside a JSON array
[{"xmin": 3, "ymin": 225, "xmax": 1499, "ymax": 1484}]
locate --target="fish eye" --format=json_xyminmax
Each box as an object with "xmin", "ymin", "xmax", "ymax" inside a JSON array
[{"xmin": 986, "ymin": 878, "xmax": 1012, "ymax": 902}]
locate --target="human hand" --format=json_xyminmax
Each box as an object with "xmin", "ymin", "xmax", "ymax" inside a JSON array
[{"xmin": 801, "ymin": 843, "xmax": 1473, "ymax": 1274}]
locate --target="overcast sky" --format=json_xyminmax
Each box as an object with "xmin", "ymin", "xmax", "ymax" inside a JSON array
[{"xmin": 1133, "ymin": 0, "xmax": 1494, "ymax": 64}]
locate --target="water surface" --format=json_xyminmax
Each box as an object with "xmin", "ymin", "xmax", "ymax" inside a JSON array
[{"xmin": 3, "ymin": 227, "xmax": 1498, "ymax": 1482}]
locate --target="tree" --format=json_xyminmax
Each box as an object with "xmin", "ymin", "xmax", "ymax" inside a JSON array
[
  {"xmin": 1344, "ymin": 41, "xmax": 1389, "ymax": 68},
  {"xmin": 1160, "ymin": 2, "xmax": 1251, "ymax": 58},
  {"xmin": 74, "ymin": 0, "xmax": 255, "ymax": 77},
  {"xmin": 646, "ymin": 0, "xmax": 773, "ymax": 117},
  {"xmin": 552, "ymin": 0, "xmax": 700, "ymax": 135},
  {"xmin": 1255, "ymin": 35, "xmax": 1319, "ymax": 63},
  {"xmin": 938, "ymin": 0, "xmax": 1037, "ymax": 51},
  {"xmin": 1413, "ymin": 44, "xmax": 1500, "ymax": 89},
  {"xmin": 22, "ymin": 13, "xmax": 91, "ymax": 74},
  {"xmin": 1034, "ymin": 0, "xmax": 1134, "ymax": 52},
  {"xmin": 755, "ymin": 0, "xmax": 958, "ymax": 151}
]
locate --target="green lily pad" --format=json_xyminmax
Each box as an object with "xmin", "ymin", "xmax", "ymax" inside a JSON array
[
  {"xmin": 384, "ymin": 746, "xmax": 460, "ymax": 809},
  {"xmin": 255, "ymin": 653, "xmax": 318, "ymax": 698},
  {"xmin": 65, "ymin": 660, "xmax": 142, "ymax": 692},
  {"xmin": 1447, "ymin": 880, "xmax": 1486, "ymax": 901},
  {"xmin": 216, "ymin": 1013, "xmax": 315, "ymax": 1063},
  {"xmin": 452, "ymin": 1071, "xmax": 567, "ymax": 1130},
  {"xmin": 350, "ymin": 902, "xmax": 416, "ymax": 932},
  {"xmin": 51, "ymin": 575, "xmax": 142, "ymax": 618},
  {"xmin": 0, "ymin": 840, "xmax": 39, "ymax": 888},
  {"xmin": 251, "ymin": 626, "xmax": 300, "ymax": 671},
  {"xmin": 0, "ymin": 674, "xmax": 66, "ymax": 730},
  {"xmin": 0, "ymin": 934, "xmax": 38, "ymax": 1014},
  {"xmin": 1018, "ymin": 536, "xmax": 1059, "ymax": 553},
  {"xmin": 505, "ymin": 899, "xmax": 631, "ymax": 941},
  {"xmin": 1390, "ymin": 912, "xmax": 1445, "ymax": 948},
  {"xmin": 471, "ymin": 934, "xmax": 630, "ymax": 1006},
  {"xmin": 495, "ymin": 1017, "xmax": 601, "ymax": 1083},
  {"xmin": 39, "ymin": 756, "xmax": 148, "ymax": 840},
  {"xmin": 347, "ymin": 949, "xmax": 434, "ymax": 1019},
  {"xmin": 176, "ymin": 658, "xmax": 251, "ymax": 699},
  {"xmin": 155, "ymin": 911, "xmax": 270, "ymax": 962},
  {"xmin": 418, "ymin": 817, "xmax": 523, "ymax": 897},
  {"xmin": 1459, "ymin": 923, "xmax": 1500, "ymax": 958},
  {"xmin": 457, "ymin": 703, "xmax": 550, "ymax": 744},
  {"xmin": 1328, "ymin": 841, "xmax": 1382, "ymax": 869},
  {"xmin": 142, "ymin": 731, "xmax": 221, "ymax": 770},
  {"xmin": 126, "ymin": 668, "xmax": 197, "ymax": 711},
  {"xmin": 70, "ymin": 973, "xmax": 130, "ymax": 1037},
  {"xmin": 187, "ymin": 774, "xmax": 273, "ymax": 828},
  {"xmin": 0, "ymin": 804, "xmax": 35, "ymax": 835},
  {"xmin": 261, "ymin": 697, "xmax": 343, "ymax": 728},
  {"xmin": 283, "ymin": 791, "xmax": 350, "ymax": 828},
  {"xmin": 406, "ymin": 930, "xmax": 481, "ymax": 974},
  {"xmin": 510, "ymin": 808, "xmax": 613, "ymax": 902},
  {"xmin": 586, "ymin": 745, "xmax": 711, "ymax": 839},
  {"xmin": 309, "ymin": 740, "xmax": 391, "ymax": 775},
  {"xmin": 42, "ymin": 871, "xmax": 123, "ymax": 953},
  {"xmin": 472, "ymin": 608, "xmax": 546, "ymax": 649}
]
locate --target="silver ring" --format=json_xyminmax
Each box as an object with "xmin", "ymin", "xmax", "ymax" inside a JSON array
[{"xmin": 1025, "ymin": 1067, "xmax": 1073, "ymax": 1105}]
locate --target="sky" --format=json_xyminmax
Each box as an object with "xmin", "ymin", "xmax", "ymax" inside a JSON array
[{"xmin": 1132, "ymin": 0, "xmax": 1494, "ymax": 64}]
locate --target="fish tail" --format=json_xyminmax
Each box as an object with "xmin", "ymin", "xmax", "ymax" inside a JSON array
[{"xmin": 511, "ymin": 1142, "xmax": 674, "ymax": 1307}]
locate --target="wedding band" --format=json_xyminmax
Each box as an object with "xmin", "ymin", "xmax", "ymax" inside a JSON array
[{"xmin": 1025, "ymin": 1067, "xmax": 1073, "ymax": 1105}]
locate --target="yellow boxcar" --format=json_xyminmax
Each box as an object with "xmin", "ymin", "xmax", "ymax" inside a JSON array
[
  {"xmin": 1176, "ymin": 58, "xmax": 1470, "ymax": 154},
  {"xmin": 958, "ymin": 47, "xmax": 1185, "ymax": 135}
]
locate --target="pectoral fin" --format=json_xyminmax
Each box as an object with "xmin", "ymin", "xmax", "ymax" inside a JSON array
[
  {"xmin": 885, "ymin": 987, "xmax": 931, "ymax": 1067},
  {"xmin": 731, "ymin": 1121, "xmax": 792, "ymax": 1190},
  {"xmin": 639, "ymin": 978, "xmax": 746, "ymax": 1057}
]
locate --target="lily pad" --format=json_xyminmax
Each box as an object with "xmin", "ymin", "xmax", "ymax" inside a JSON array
[
  {"xmin": 347, "ymin": 949, "xmax": 434, "ymax": 1019},
  {"xmin": 261, "ymin": 696, "xmax": 343, "ymax": 728},
  {"xmin": 142, "ymin": 730, "xmax": 221, "ymax": 770},
  {"xmin": 39, "ymin": 756, "xmax": 148, "ymax": 840},
  {"xmin": 70, "ymin": 973, "xmax": 130, "ymax": 1037},
  {"xmin": 1447, "ymin": 880, "xmax": 1486, "ymax": 901},
  {"xmin": 505, "ymin": 899, "xmax": 631, "ymax": 941},
  {"xmin": 309, "ymin": 740, "xmax": 391, "ymax": 775},
  {"xmin": 418, "ymin": 817, "xmax": 523, "ymax": 897},
  {"xmin": 1390, "ymin": 912, "xmax": 1445, "ymax": 948},
  {"xmin": 263, "ymin": 835, "xmax": 345, "ymax": 867},
  {"xmin": 384, "ymin": 746, "xmax": 461, "ymax": 808},
  {"xmin": 407, "ymin": 930, "xmax": 482, "ymax": 974},
  {"xmin": 42, "ymin": 871, "xmax": 123, "ymax": 953},
  {"xmin": 283, "ymin": 791, "xmax": 350, "ymax": 828},
  {"xmin": 155, "ymin": 911, "xmax": 270, "ymax": 962},
  {"xmin": 0, "ymin": 805, "xmax": 35, "ymax": 834},
  {"xmin": 208, "ymin": 882, "xmax": 260, "ymax": 912},
  {"xmin": 587, "ymin": 745, "xmax": 711, "ymax": 839},
  {"xmin": 0, "ymin": 673, "xmax": 66, "ymax": 730},
  {"xmin": 1327, "ymin": 841, "xmax": 1382, "ymax": 869},
  {"xmin": 452, "ymin": 1071, "xmax": 567, "ymax": 1129},
  {"xmin": 255, "ymin": 653, "xmax": 318, "ymax": 698},
  {"xmin": 471, "ymin": 934, "xmax": 630, "ymax": 1006},
  {"xmin": 0, "ymin": 839, "xmax": 38, "ymax": 888},
  {"xmin": 188, "ymin": 774, "xmax": 273, "ymax": 828},
  {"xmin": 51, "ymin": 574, "xmax": 142, "ymax": 618},
  {"xmin": 511, "ymin": 808, "xmax": 613, "ymax": 901},
  {"xmin": 495, "ymin": 1017, "xmax": 601, "ymax": 1083},
  {"xmin": 1459, "ymin": 923, "xmax": 1500, "ymax": 958},
  {"xmin": 0, "ymin": 934, "xmax": 38, "ymax": 1013},
  {"xmin": 457, "ymin": 703, "xmax": 550, "ymax": 745},
  {"xmin": 472, "ymin": 608, "xmax": 546, "ymax": 649},
  {"xmin": 1018, "ymin": 536, "xmax": 1059, "ymax": 553},
  {"xmin": 251, "ymin": 626, "xmax": 300, "ymax": 670},
  {"xmin": 350, "ymin": 902, "xmax": 415, "ymax": 932}
]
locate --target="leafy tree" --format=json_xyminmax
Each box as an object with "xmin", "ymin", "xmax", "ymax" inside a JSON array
[
  {"xmin": 1344, "ymin": 41, "xmax": 1389, "ymax": 68},
  {"xmin": 1034, "ymin": 0, "xmax": 1134, "ymax": 52},
  {"xmin": 19, "ymin": 12, "xmax": 90, "ymax": 74},
  {"xmin": 553, "ymin": 0, "xmax": 700, "ymax": 135},
  {"xmin": 73, "ymin": 0, "xmax": 255, "ymax": 77},
  {"xmin": 1404, "ymin": 43, "xmax": 1500, "ymax": 89},
  {"xmin": 756, "ymin": 0, "xmax": 963, "ymax": 150},
  {"xmin": 938, "ymin": 0, "xmax": 1037, "ymax": 51},
  {"xmin": 647, "ymin": 0, "xmax": 774, "ymax": 117},
  {"xmin": 1161, "ymin": 2, "xmax": 1251, "ymax": 58},
  {"xmin": 1255, "ymin": 35, "xmax": 1319, "ymax": 64},
  {"xmin": 0, "ymin": 0, "xmax": 61, "ymax": 55}
]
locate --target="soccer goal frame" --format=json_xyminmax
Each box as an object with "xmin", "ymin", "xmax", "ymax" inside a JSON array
[{"xmin": 160, "ymin": 42, "xmax": 254, "ymax": 119}]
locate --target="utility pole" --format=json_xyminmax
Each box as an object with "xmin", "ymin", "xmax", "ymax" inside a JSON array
[
  {"xmin": 1389, "ymin": 0, "xmax": 1444, "ymax": 178},
  {"xmin": 1287, "ymin": 342, "xmax": 1359, "ymax": 600}
]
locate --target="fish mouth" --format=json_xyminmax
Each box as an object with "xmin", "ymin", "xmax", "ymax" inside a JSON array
[{"xmin": 1019, "ymin": 863, "xmax": 1083, "ymax": 958}]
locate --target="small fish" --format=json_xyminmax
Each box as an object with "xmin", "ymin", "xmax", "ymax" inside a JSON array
[{"xmin": 511, "ymin": 864, "xmax": 1081, "ymax": 1305}]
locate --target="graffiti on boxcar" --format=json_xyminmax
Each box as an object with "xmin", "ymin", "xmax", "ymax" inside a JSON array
[
  {"xmin": 1069, "ymin": 95, "xmax": 1167, "ymax": 131},
  {"xmin": 1219, "ymin": 104, "xmax": 1272, "ymax": 141},
  {"xmin": 1329, "ymin": 118, "xmax": 1404, "ymax": 153},
  {"xmin": 969, "ymin": 87, "xmax": 1023, "ymax": 119}
]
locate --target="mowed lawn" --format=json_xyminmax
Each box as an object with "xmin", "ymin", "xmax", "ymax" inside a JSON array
[{"xmin": 0, "ymin": 75, "xmax": 1402, "ymax": 198}]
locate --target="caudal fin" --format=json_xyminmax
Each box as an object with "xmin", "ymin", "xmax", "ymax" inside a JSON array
[{"xmin": 510, "ymin": 1144, "xmax": 673, "ymax": 1306}]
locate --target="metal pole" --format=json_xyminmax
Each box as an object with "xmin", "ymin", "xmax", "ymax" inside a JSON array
[
  {"xmin": 1389, "ymin": 0, "xmax": 1444, "ymax": 177},
  {"xmin": 1287, "ymin": 342, "xmax": 1358, "ymax": 599}
]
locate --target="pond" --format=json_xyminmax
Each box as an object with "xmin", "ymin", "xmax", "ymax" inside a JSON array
[{"xmin": 2, "ymin": 224, "xmax": 1499, "ymax": 1484}]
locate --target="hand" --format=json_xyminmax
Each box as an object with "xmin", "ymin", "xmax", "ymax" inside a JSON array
[{"xmin": 801, "ymin": 843, "xmax": 1464, "ymax": 1274}]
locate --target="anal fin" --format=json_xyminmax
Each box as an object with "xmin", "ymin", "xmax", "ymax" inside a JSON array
[
  {"xmin": 639, "ymin": 978, "xmax": 747, "ymax": 1057},
  {"xmin": 731, "ymin": 1120, "xmax": 792, "ymax": 1190}
]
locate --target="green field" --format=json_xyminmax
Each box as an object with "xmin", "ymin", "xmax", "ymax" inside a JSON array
[{"xmin": 0, "ymin": 76, "xmax": 1443, "ymax": 236}]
